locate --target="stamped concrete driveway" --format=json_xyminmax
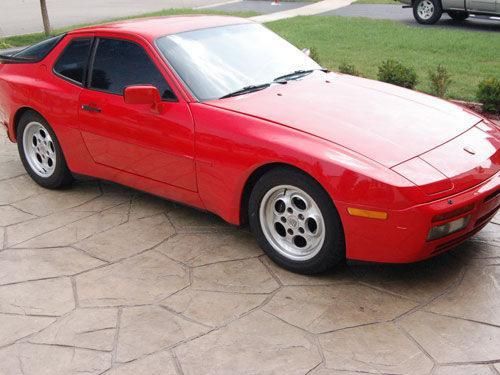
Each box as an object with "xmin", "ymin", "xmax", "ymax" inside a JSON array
[{"xmin": 0, "ymin": 126, "xmax": 499, "ymax": 375}]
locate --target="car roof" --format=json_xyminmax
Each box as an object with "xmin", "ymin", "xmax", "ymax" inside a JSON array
[{"xmin": 69, "ymin": 15, "xmax": 252, "ymax": 41}]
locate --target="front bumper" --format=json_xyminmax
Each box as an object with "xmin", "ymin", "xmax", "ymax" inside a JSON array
[{"xmin": 342, "ymin": 172, "xmax": 500, "ymax": 263}]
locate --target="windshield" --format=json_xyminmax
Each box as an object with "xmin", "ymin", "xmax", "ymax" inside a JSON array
[{"xmin": 156, "ymin": 23, "xmax": 321, "ymax": 101}]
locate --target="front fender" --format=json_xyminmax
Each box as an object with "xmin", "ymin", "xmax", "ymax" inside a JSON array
[{"xmin": 190, "ymin": 103, "xmax": 417, "ymax": 225}]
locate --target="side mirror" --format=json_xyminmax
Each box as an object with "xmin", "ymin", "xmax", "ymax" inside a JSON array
[
  {"xmin": 124, "ymin": 85, "xmax": 161, "ymax": 111},
  {"xmin": 302, "ymin": 48, "xmax": 311, "ymax": 57}
]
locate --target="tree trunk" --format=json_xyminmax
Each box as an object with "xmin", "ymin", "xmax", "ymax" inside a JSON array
[{"xmin": 40, "ymin": 0, "xmax": 52, "ymax": 36}]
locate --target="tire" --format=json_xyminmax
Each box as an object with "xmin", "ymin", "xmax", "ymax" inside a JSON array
[
  {"xmin": 17, "ymin": 110, "xmax": 73, "ymax": 189},
  {"xmin": 413, "ymin": 0, "xmax": 443, "ymax": 24},
  {"xmin": 248, "ymin": 167, "xmax": 345, "ymax": 274},
  {"xmin": 447, "ymin": 10, "xmax": 469, "ymax": 21}
]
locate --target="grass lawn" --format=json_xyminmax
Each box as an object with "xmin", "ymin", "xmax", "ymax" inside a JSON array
[
  {"xmin": 267, "ymin": 16, "xmax": 500, "ymax": 100},
  {"xmin": 0, "ymin": 8, "xmax": 257, "ymax": 48}
]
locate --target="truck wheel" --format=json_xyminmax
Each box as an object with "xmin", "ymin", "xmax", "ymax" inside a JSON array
[
  {"xmin": 447, "ymin": 10, "xmax": 469, "ymax": 21},
  {"xmin": 413, "ymin": 0, "xmax": 443, "ymax": 24}
]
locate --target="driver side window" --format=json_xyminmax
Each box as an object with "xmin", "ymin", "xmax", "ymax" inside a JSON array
[{"xmin": 90, "ymin": 38, "xmax": 176, "ymax": 101}]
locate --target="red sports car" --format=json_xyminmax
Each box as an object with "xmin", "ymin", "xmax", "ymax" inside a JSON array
[{"xmin": 0, "ymin": 16, "xmax": 498, "ymax": 274}]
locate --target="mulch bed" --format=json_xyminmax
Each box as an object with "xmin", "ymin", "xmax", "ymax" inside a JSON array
[{"xmin": 450, "ymin": 99, "xmax": 500, "ymax": 125}]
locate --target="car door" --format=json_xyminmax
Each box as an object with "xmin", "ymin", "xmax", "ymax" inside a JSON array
[
  {"xmin": 467, "ymin": 0, "xmax": 496, "ymax": 12},
  {"xmin": 78, "ymin": 37, "xmax": 197, "ymax": 191}
]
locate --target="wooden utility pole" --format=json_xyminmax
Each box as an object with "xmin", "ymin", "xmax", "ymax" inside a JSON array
[{"xmin": 40, "ymin": 0, "xmax": 52, "ymax": 36}]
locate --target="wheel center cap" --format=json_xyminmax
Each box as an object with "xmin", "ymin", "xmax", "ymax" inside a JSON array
[{"xmin": 288, "ymin": 217, "xmax": 298, "ymax": 228}]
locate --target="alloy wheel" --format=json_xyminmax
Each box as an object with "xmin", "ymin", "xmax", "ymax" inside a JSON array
[
  {"xmin": 417, "ymin": 0, "xmax": 435, "ymax": 20},
  {"xmin": 22, "ymin": 121, "xmax": 57, "ymax": 178},
  {"xmin": 259, "ymin": 185, "xmax": 326, "ymax": 261}
]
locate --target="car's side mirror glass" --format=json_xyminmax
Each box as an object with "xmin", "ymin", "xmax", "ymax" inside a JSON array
[{"xmin": 124, "ymin": 85, "xmax": 161, "ymax": 109}]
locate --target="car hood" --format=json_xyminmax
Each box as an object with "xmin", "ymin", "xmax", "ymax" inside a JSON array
[{"xmin": 205, "ymin": 72, "xmax": 481, "ymax": 168}]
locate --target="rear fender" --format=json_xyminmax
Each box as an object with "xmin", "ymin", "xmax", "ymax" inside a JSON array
[{"xmin": 0, "ymin": 67, "xmax": 34, "ymax": 141}]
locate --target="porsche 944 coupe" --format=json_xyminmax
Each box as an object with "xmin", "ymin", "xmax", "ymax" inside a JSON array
[{"xmin": 0, "ymin": 16, "xmax": 498, "ymax": 274}]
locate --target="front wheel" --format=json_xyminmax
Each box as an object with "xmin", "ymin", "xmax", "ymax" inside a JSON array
[
  {"xmin": 447, "ymin": 10, "xmax": 469, "ymax": 21},
  {"xmin": 248, "ymin": 168, "xmax": 345, "ymax": 274},
  {"xmin": 413, "ymin": 0, "xmax": 443, "ymax": 24},
  {"xmin": 17, "ymin": 111, "xmax": 73, "ymax": 189}
]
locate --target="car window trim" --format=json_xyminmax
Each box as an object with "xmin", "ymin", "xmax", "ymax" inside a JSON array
[
  {"xmin": 86, "ymin": 37, "xmax": 99, "ymax": 89},
  {"xmin": 52, "ymin": 36, "xmax": 94, "ymax": 87},
  {"xmin": 87, "ymin": 36, "xmax": 178, "ymax": 102}
]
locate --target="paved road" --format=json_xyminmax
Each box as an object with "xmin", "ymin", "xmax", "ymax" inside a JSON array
[
  {"xmin": 322, "ymin": 4, "xmax": 500, "ymax": 32},
  {"xmin": 0, "ymin": 0, "xmax": 230, "ymax": 37},
  {"xmin": 218, "ymin": 0, "xmax": 354, "ymax": 22},
  {"xmin": 209, "ymin": 0, "xmax": 309, "ymax": 15}
]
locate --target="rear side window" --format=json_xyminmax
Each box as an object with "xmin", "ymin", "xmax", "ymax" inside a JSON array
[
  {"xmin": 14, "ymin": 34, "xmax": 65, "ymax": 61},
  {"xmin": 90, "ymin": 38, "xmax": 175, "ymax": 100},
  {"xmin": 54, "ymin": 38, "xmax": 93, "ymax": 85}
]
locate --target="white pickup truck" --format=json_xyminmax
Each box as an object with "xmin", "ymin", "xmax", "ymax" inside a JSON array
[{"xmin": 400, "ymin": 0, "xmax": 500, "ymax": 23}]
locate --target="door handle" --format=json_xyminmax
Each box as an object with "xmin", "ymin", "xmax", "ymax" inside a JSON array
[{"xmin": 81, "ymin": 104, "xmax": 101, "ymax": 113}]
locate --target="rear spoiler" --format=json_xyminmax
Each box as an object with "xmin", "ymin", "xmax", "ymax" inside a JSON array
[
  {"xmin": 0, "ymin": 47, "xmax": 29, "ymax": 63},
  {"xmin": 0, "ymin": 55, "xmax": 31, "ymax": 64}
]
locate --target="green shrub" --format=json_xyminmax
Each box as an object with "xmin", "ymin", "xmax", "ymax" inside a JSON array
[
  {"xmin": 428, "ymin": 65, "xmax": 452, "ymax": 98},
  {"xmin": 0, "ymin": 40, "xmax": 11, "ymax": 50},
  {"xmin": 377, "ymin": 59, "xmax": 418, "ymax": 89},
  {"xmin": 338, "ymin": 62, "xmax": 362, "ymax": 77},
  {"xmin": 477, "ymin": 77, "xmax": 500, "ymax": 113}
]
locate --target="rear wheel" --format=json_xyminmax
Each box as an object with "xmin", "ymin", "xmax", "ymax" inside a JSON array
[
  {"xmin": 413, "ymin": 0, "xmax": 443, "ymax": 24},
  {"xmin": 17, "ymin": 111, "xmax": 73, "ymax": 189},
  {"xmin": 248, "ymin": 167, "xmax": 344, "ymax": 274},
  {"xmin": 447, "ymin": 10, "xmax": 469, "ymax": 21}
]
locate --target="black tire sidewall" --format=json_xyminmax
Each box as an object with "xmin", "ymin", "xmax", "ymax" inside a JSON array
[
  {"xmin": 248, "ymin": 168, "xmax": 345, "ymax": 275},
  {"xmin": 17, "ymin": 111, "xmax": 73, "ymax": 189},
  {"xmin": 413, "ymin": 0, "xmax": 443, "ymax": 24}
]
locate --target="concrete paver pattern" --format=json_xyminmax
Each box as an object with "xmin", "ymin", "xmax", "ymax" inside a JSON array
[{"xmin": 0, "ymin": 126, "xmax": 499, "ymax": 374}]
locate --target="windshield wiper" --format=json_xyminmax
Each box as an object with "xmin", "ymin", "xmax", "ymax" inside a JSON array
[
  {"xmin": 219, "ymin": 83, "xmax": 271, "ymax": 99},
  {"xmin": 273, "ymin": 69, "xmax": 314, "ymax": 82},
  {"xmin": 273, "ymin": 68, "xmax": 327, "ymax": 83}
]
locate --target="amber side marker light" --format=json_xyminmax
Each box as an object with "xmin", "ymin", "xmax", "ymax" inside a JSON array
[{"xmin": 347, "ymin": 207, "xmax": 388, "ymax": 220}]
